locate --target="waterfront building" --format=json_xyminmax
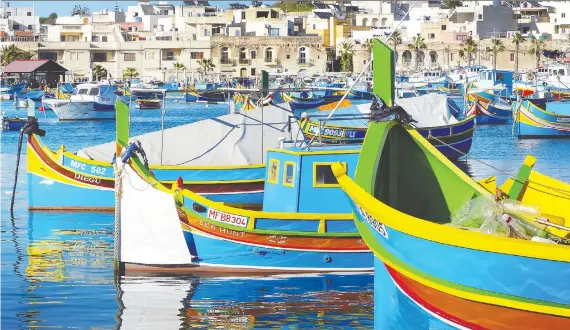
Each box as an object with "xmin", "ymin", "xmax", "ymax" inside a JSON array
[{"xmin": 0, "ymin": 2, "xmax": 40, "ymax": 42}]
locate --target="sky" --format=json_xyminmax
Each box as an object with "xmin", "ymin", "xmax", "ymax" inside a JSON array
[{"xmin": 6, "ymin": 1, "xmax": 277, "ymax": 17}]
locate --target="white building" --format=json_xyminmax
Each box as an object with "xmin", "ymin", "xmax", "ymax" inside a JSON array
[{"xmin": 0, "ymin": 3, "xmax": 40, "ymax": 41}]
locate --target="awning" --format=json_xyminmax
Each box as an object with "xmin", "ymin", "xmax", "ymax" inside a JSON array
[
  {"xmin": 15, "ymin": 31, "xmax": 33, "ymax": 37},
  {"xmin": 3, "ymin": 60, "xmax": 67, "ymax": 74}
]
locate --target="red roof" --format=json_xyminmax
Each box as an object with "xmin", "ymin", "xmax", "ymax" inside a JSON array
[{"xmin": 3, "ymin": 60, "xmax": 67, "ymax": 73}]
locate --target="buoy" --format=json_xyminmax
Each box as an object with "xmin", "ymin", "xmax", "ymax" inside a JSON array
[
  {"xmin": 177, "ymin": 176, "xmax": 183, "ymax": 189},
  {"xmin": 39, "ymin": 105, "xmax": 45, "ymax": 112}
]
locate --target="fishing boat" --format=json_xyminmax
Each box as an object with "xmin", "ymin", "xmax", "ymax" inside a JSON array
[
  {"xmin": 333, "ymin": 39, "xmax": 570, "ymax": 329},
  {"xmin": 1, "ymin": 113, "xmax": 26, "ymax": 131},
  {"xmin": 299, "ymin": 94, "xmax": 475, "ymax": 159},
  {"xmin": 184, "ymin": 90, "xmax": 227, "ymax": 103},
  {"xmin": 466, "ymin": 93, "xmax": 512, "ymax": 124},
  {"xmin": 42, "ymin": 83, "xmax": 117, "ymax": 121},
  {"xmin": 26, "ymin": 98, "xmax": 295, "ymax": 211},
  {"xmin": 282, "ymin": 92, "xmax": 326, "ymax": 111},
  {"xmin": 13, "ymin": 94, "xmax": 29, "ymax": 109},
  {"xmin": 136, "ymin": 98, "xmax": 162, "ymax": 110},
  {"xmin": 116, "ymin": 139, "xmax": 373, "ymax": 273},
  {"xmin": 513, "ymin": 99, "xmax": 570, "ymax": 138}
]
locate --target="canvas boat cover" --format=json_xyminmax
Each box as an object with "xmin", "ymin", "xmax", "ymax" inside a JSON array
[
  {"xmin": 78, "ymin": 102, "xmax": 297, "ymax": 166},
  {"xmin": 307, "ymin": 94, "xmax": 457, "ymax": 128}
]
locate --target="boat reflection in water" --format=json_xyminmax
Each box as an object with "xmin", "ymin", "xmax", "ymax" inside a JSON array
[{"xmin": 117, "ymin": 273, "xmax": 373, "ymax": 329}]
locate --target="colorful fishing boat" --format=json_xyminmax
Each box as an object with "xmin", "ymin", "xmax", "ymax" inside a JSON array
[
  {"xmin": 116, "ymin": 139, "xmax": 373, "ymax": 273},
  {"xmin": 299, "ymin": 94, "xmax": 475, "ymax": 159},
  {"xmin": 513, "ymin": 99, "xmax": 570, "ymax": 138},
  {"xmin": 282, "ymin": 92, "xmax": 326, "ymax": 111},
  {"xmin": 466, "ymin": 94, "xmax": 511, "ymax": 124},
  {"xmin": 1, "ymin": 114, "xmax": 26, "ymax": 131},
  {"xmin": 136, "ymin": 98, "xmax": 162, "ymax": 110},
  {"xmin": 333, "ymin": 39, "xmax": 570, "ymax": 329},
  {"xmin": 26, "ymin": 99, "xmax": 296, "ymax": 211}
]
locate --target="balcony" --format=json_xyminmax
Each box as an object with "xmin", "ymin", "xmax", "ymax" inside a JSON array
[
  {"xmin": 297, "ymin": 59, "xmax": 313, "ymax": 67},
  {"xmin": 220, "ymin": 58, "xmax": 235, "ymax": 66},
  {"xmin": 61, "ymin": 25, "xmax": 83, "ymax": 31},
  {"xmin": 239, "ymin": 58, "xmax": 250, "ymax": 65},
  {"xmin": 264, "ymin": 57, "xmax": 278, "ymax": 65}
]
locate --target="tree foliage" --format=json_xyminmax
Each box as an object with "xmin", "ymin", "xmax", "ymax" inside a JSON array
[
  {"xmin": 1, "ymin": 45, "xmax": 35, "ymax": 66},
  {"xmin": 197, "ymin": 58, "xmax": 215, "ymax": 73},
  {"xmin": 528, "ymin": 38, "xmax": 545, "ymax": 68},
  {"xmin": 40, "ymin": 12, "xmax": 57, "ymax": 24},
  {"xmin": 92, "ymin": 65, "xmax": 108, "ymax": 81},
  {"xmin": 460, "ymin": 37, "xmax": 477, "ymax": 66},
  {"xmin": 441, "ymin": 0, "xmax": 463, "ymax": 9},
  {"xmin": 339, "ymin": 42, "xmax": 354, "ymax": 73},
  {"xmin": 71, "ymin": 5, "xmax": 91, "ymax": 16},
  {"xmin": 273, "ymin": 1, "xmax": 314, "ymax": 12},
  {"xmin": 486, "ymin": 38, "xmax": 505, "ymax": 70},
  {"xmin": 512, "ymin": 32, "xmax": 526, "ymax": 76},
  {"xmin": 123, "ymin": 67, "xmax": 139, "ymax": 79},
  {"xmin": 408, "ymin": 34, "xmax": 427, "ymax": 70}
]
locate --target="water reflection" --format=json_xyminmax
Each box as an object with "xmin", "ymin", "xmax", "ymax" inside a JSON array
[
  {"xmin": 117, "ymin": 274, "xmax": 373, "ymax": 329},
  {"xmin": 451, "ymin": 159, "xmax": 473, "ymax": 177}
]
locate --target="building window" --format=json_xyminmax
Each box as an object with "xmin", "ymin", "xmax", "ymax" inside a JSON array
[
  {"xmin": 124, "ymin": 53, "xmax": 136, "ymax": 61},
  {"xmin": 251, "ymin": 50, "xmax": 256, "ymax": 59},
  {"xmin": 451, "ymin": 53, "xmax": 454, "ymax": 61},
  {"xmin": 27, "ymin": 12, "xmax": 32, "ymax": 16},
  {"xmin": 134, "ymin": 12, "xmax": 138, "ymax": 17},
  {"xmin": 191, "ymin": 52, "xmax": 204, "ymax": 59},
  {"xmin": 478, "ymin": 14, "xmax": 482, "ymax": 20},
  {"xmin": 39, "ymin": 52, "xmax": 57, "ymax": 61},
  {"xmin": 251, "ymin": 68, "xmax": 256, "ymax": 76},
  {"xmin": 221, "ymin": 47, "xmax": 229, "ymax": 63},
  {"xmin": 93, "ymin": 53, "xmax": 107, "ymax": 62},
  {"xmin": 27, "ymin": 25, "xmax": 33, "ymax": 30},
  {"xmin": 283, "ymin": 161, "xmax": 296, "ymax": 187},
  {"xmin": 441, "ymin": 25, "xmax": 446, "ymax": 31},
  {"xmin": 102, "ymin": 36, "xmax": 108, "ymax": 42},
  {"xmin": 92, "ymin": 36, "xmax": 100, "ymax": 42},
  {"xmin": 241, "ymin": 11, "xmax": 245, "ymax": 20},
  {"xmin": 239, "ymin": 47, "xmax": 247, "ymax": 60},
  {"xmin": 60, "ymin": 35, "xmax": 65, "ymax": 42},
  {"xmin": 510, "ymin": 53, "xmax": 514, "ymax": 61},
  {"xmin": 265, "ymin": 47, "xmax": 273, "ymax": 62},
  {"xmin": 563, "ymin": 13, "xmax": 566, "ymax": 18},
  {"xmin": 268, "ymin": 159, "xmax": 279, "ymax": 184},
  {"xmin": 162, "ymin": 50, "xmax": 175, "ymax": 61},
  {"xmin": 287, "ymin": 54, "xmax": 290, "ymax": 59},
  {"xmin": 313, "ymin": 163, "xmax": 345, "ymax": 187},
  {"xmin": 299, "ymin": 46, "xmax": 306, "ymax": 64},
  {"xmin": 428, "ymin": 33, "xmax": 435, "ymax": 39}
]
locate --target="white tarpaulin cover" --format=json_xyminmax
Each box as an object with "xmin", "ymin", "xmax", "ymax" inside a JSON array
[
  {"xmin": 395, "ymin": 94, "xmax": 458, "ymax": 127},
  {"xmin": 119, "ymin": 163, "xmax": 193, "ymax": 265},
  {"xmin": 79, "ymin": 103, "xmax": 297, "ymax": 166},
  {"xmin": 315, "ymin": 94, "xmax": 456, "ymax": 128}
]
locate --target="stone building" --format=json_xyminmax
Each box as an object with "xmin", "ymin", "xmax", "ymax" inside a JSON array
[{"xmin": 210, "ymin": 35, "xmax": 327, "ymax": 77}]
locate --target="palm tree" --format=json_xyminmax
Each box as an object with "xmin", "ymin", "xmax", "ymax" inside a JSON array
[
  {"xmin": 512, "ymin": 33, "xmax": 526, "ymax": 78},
  {"xmin": 457, "ymin": 49, "xmax": 466, "ymax": 68},
  {"xmin": 444, "ymin": 45, "xmax": 451, "ymax": 68},
  {"xmin": 528, "ymin": 38, "xmax": 545, "ymax": 68},
  {"xmin": 389, "ymin": 30, "xmax": 403, "ymax": 62},
  {"xmin": 364, "ymin": 39, "xmax": 374, "ymax": 62},
  {"xmin": 486, "ymin": 38, "xmax": 505, "ymax": 70},
  {"xmin": 339, "ymin": 42, "xmax": 355, "ymax": 73},
  {"xmin": 92, "ymin": 65, "xmax": 108, "ymax": 81},
  {"xmin": 197, "ymin": 58, "xmax": 215, "ymax": 79},
  {"xmin": 407, "ymin": 34, "xmax": 427, "ymax": 70},
  {"xmin": 1, "ymin": 45, "xmax": 35, "ymax": 66},
  {"xmin": 123, "ymin": 67, "xmax": 139, "ymax": 79},
  {"xmin": 460, "ymin": 37, "xmax": 477, "ymax": 66},
  {"xmin": 172, "ymin": 62, "xmax": 186, "ymax": 81}
]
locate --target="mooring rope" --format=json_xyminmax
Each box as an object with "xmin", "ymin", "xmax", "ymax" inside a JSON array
[{"xmin": 10, "ymin": 127, "xmax": 25, "ymax": 214}]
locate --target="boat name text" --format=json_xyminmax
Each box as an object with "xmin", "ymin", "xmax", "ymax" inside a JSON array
[
  {"xmin": 74, "ymin": 173, "xmax": 101, "ymax": 185},
  {"xmin": 69, "ymin": 159, "xmax": 107, "ymax": 175},
  {"xmin": 556, "ymin": 117, "xmax": 570, "ymax": 123},
  {"xmin": 307, "ymin": 125, "xmax": 358, "ymax": 139}
]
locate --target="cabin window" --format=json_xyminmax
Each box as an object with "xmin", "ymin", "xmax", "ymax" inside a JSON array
[
  {"xmin": 89, "ymin": 88, "xmax": 99, "ymax": 96},
  {"xmin": 283, "ymin": 161, "xmax": 296, "ymax": 187},
  {"xmin": 496, "ymin": 72, "xmax": 504, "ymax": 81},
  {"xmin": 313, "ymin": 162, "xmax": 345, "ymax": 187},
  {"xmin": 77, "ymin": 88, "xmax": 88, "ymax": 95},
  {"xmin": 268, "ymin": 159, "xmax": 279, "ymax": 184},
  {"xmin": 559, "ymin": 69, "xmax": 565, "ymax": 75}
]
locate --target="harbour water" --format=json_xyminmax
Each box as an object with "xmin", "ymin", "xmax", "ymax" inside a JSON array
[{"xmin": 2, "ymin": 99, "xmax": 570, "ymax": 328}]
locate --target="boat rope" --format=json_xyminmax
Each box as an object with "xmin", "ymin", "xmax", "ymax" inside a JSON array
[
  {"xmin": 113, "ymin": 160, "xmax": 123, "ymax": 277},
  {"xmin": 409, "ymin": 122, "xmax": 570, "ymax": 198},
  {"xmin": 304, "ymin": 0, "xmax": 419, "ymax": 149}
]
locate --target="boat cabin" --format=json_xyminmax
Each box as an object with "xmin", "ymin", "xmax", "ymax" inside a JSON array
[
  {"xmin": 547, "ymin": 65, "xmax": 569, "ymax": 78},
  {"xmin": 423, "ymin": 70, "xmax": 442, "ymax": 78},
  {"xmin": 478, "ymin": 69, "xmax": 513, "ymax": 94},
  {"xmin": 262, "ymin": 145, "xmax": 359, "ymax": 214}
]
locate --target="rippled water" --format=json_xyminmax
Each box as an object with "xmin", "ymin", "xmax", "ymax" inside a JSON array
[
  {"xmin": 2, "ymin": 98, "xmax": 570, "ymax": 329},
  {"xmin": 1, "ymin": 100, "xmax": 375, "ymax": 329}
]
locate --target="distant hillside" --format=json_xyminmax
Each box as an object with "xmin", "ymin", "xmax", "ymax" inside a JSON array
[{"xmin": 273, "ymin": 1, "xmax": 315, "ymax": 12}]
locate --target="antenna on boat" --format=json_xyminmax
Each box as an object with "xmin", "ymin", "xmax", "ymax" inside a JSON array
[{"xmin": 304, "ymin": 0, "xmax": 419, "ymax": 148}]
